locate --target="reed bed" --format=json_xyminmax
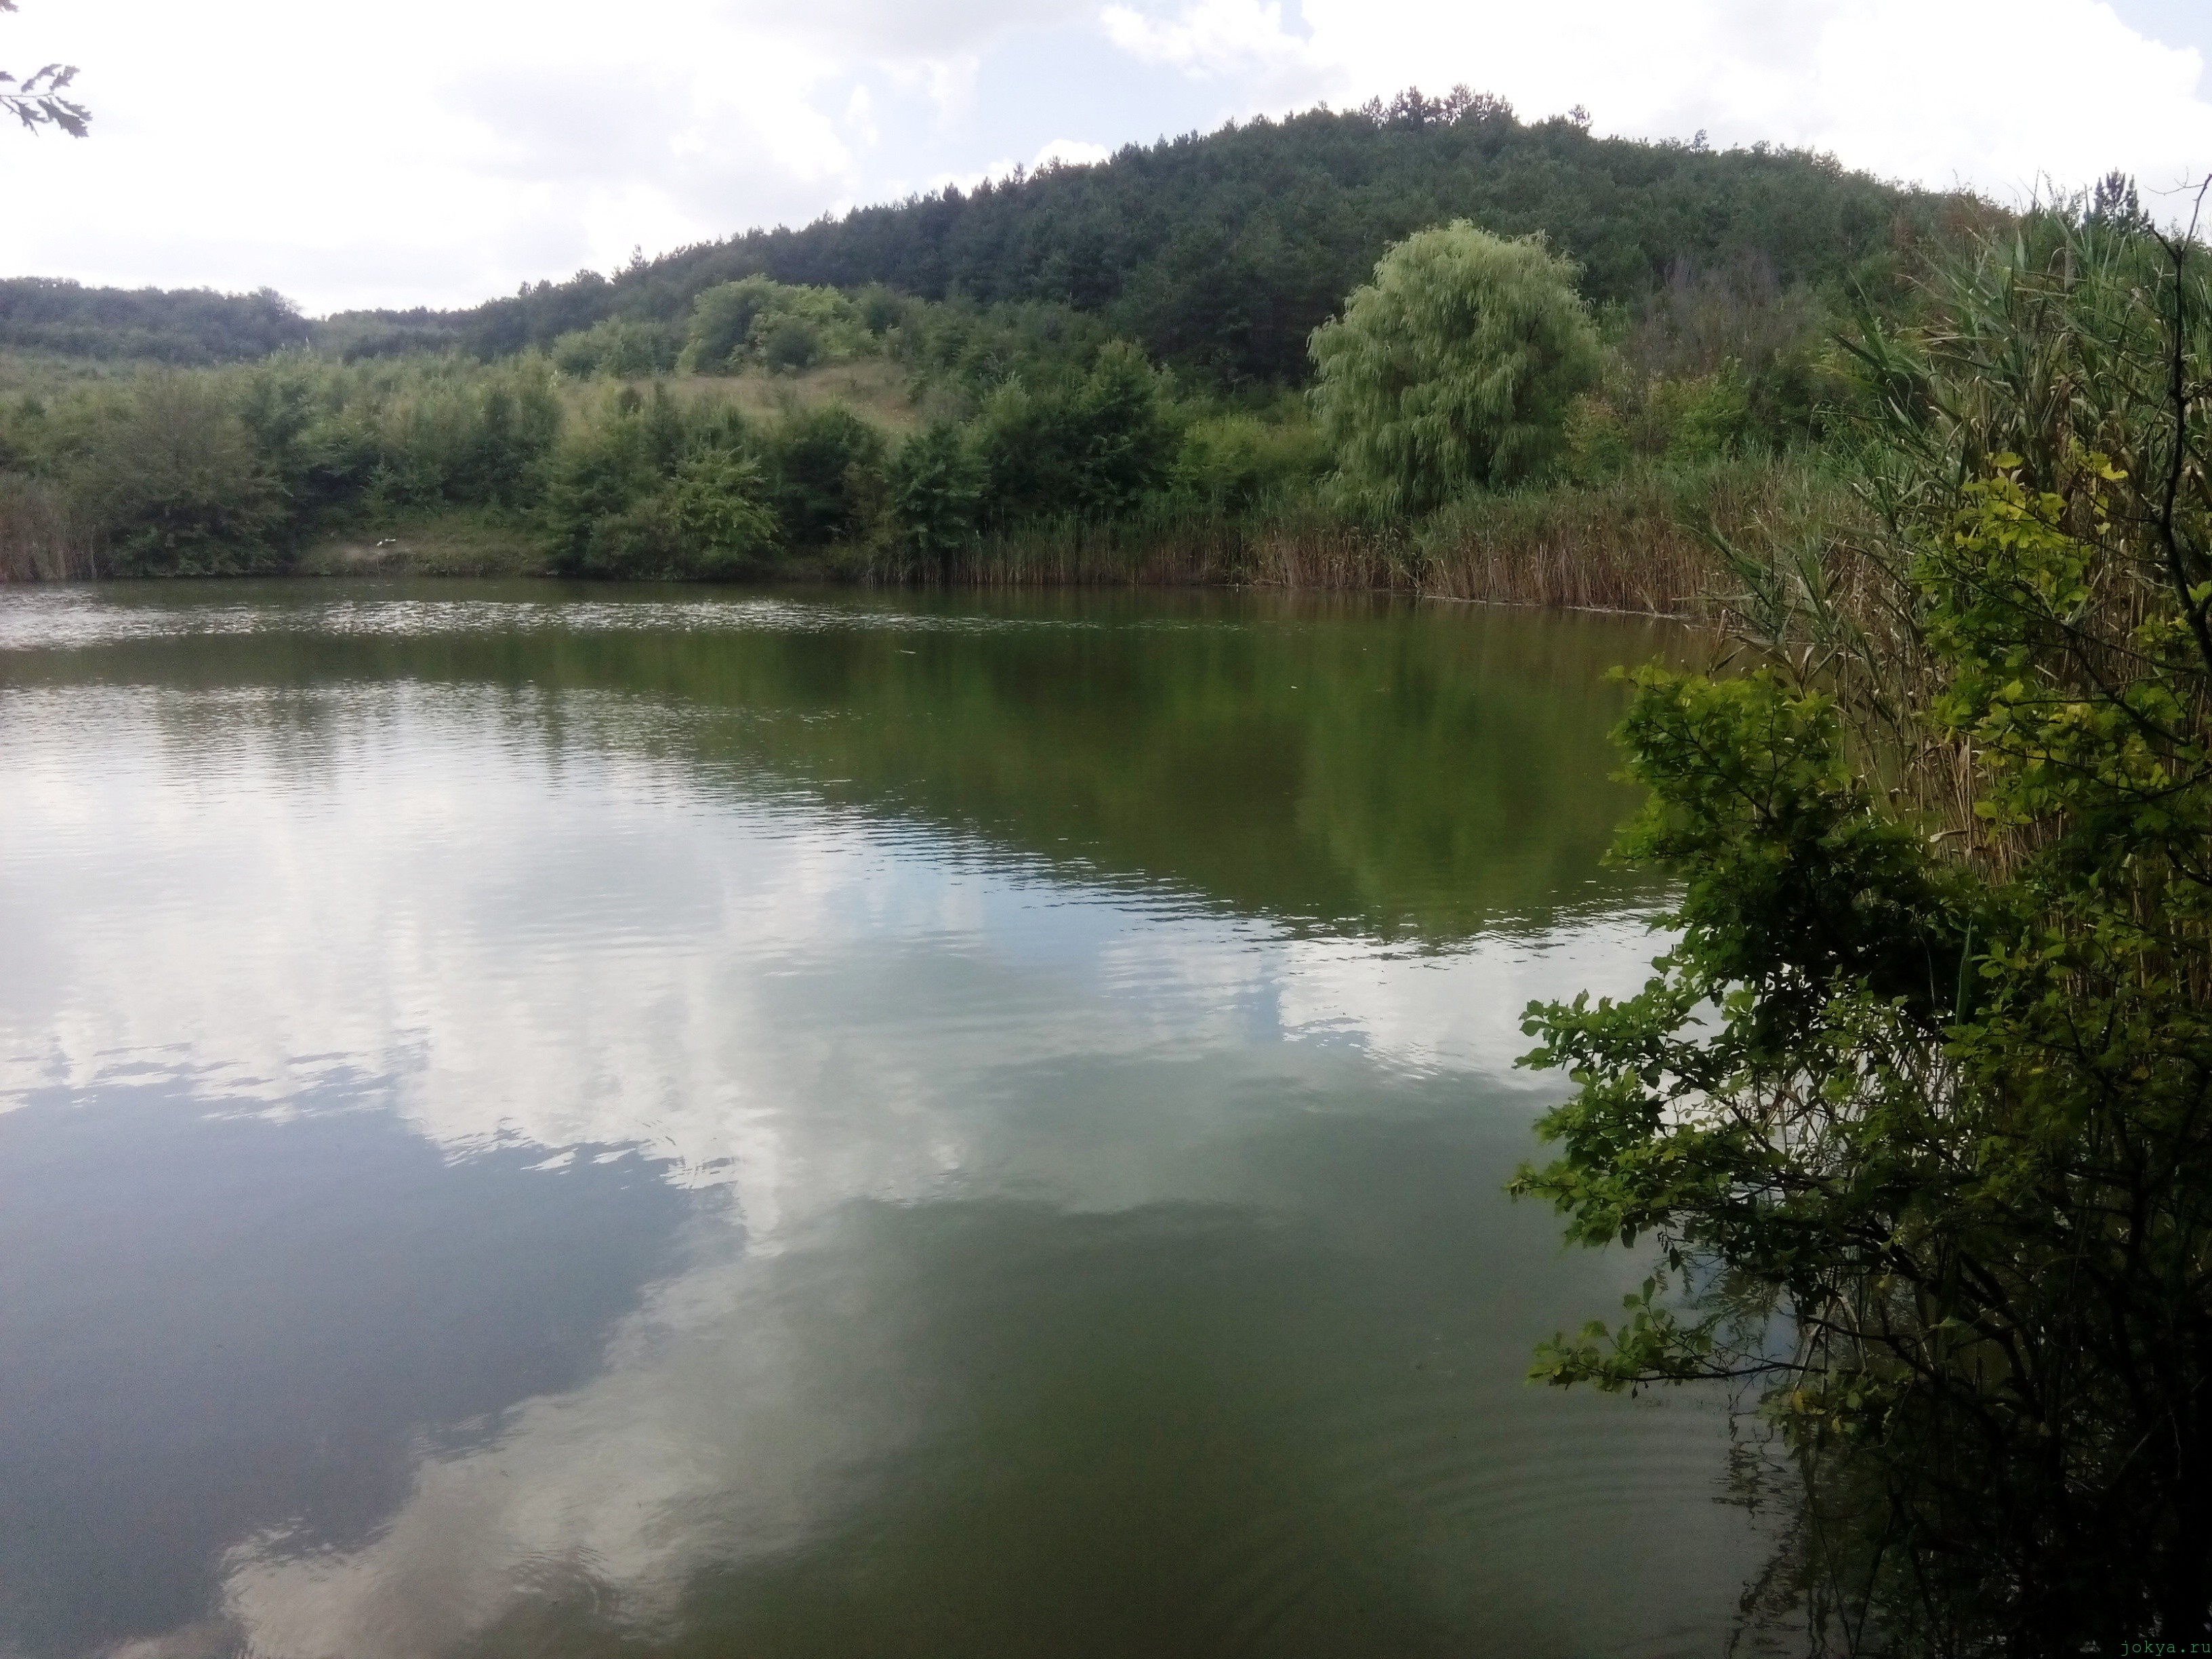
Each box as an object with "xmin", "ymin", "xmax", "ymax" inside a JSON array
[
  {"xmin": 2, "ymin": 453, "xmax": 1850, "ymax": 621},
  {"xmin": 874, "ymin": 457, "xmax": 1850, "ymax": 618},
  {"xmin": 0, "ymin": 477, "xmax": 100, "ymax": 582}
]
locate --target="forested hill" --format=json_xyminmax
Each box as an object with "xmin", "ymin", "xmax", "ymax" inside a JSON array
[
  {"xmin": 434, "ymin": 88, "xmax": 1962, "ymax": 384},
  {"xmin": 0, "ymin": 279, "xmax": 310, "ymax": 363},
  {"xmin": 5, "ymin": 89, "xmax": 1971, "ymax": 381}
]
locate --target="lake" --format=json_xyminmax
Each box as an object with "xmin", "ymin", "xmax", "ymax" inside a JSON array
[{"xmin": 0, "ymin": 581, "xmax": 1766, "ymax": 1658}]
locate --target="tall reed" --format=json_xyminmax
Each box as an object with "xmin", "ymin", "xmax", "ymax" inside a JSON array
[
  {"xmin": 865, "ymin": 456, "xmax": 1847, "ymax": 617},
  {"xmin": 0, "ymin": 476, "xmax": 100, "ymax": 581}
]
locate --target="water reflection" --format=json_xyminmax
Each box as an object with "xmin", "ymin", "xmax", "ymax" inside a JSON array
[
  {"xmin": 0, "ymin": 1079, "xmax": 689, "ymax": 1658},
  {"xmin": 0, "ymin": 583, "xmax": 1748, "ymax": 1658}
]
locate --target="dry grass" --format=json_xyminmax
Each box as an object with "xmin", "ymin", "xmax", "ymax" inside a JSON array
[
  {"xmin": 577, "ymin": 359, "xmax": 926, "ymax": 434},
  {"xmin": 0, "ymin": 476, "xmax": 99, "ymax": 581},
  {"xmin": 1411, "ymin": 459, "xmax": 1849, "ymax": 615},
  {"xmin": 0, "ymin": 348, "xmax": 155, "ymax": 401},
  {"xmin": 293, "ymin": 510, "xmax": 547, "ymax": 577}
]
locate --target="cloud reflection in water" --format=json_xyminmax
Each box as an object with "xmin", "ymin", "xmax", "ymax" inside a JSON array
[{"xmin": 0, "ymin": 591, "xmax": 1744, "ymax": 1659}]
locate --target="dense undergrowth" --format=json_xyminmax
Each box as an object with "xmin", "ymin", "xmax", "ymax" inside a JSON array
[{"xmin": 0, "ymin": 243, "xmax": 1865, "ymax": 611}]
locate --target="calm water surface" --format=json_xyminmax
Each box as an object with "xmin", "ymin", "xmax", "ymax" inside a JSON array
[{"xmin": 0, "ymin": 581, "xmax": 1758, "ymax": 1659}]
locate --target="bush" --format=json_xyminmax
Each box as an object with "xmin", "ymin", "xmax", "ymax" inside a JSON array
[
  {"xmin": 1515, "ymin": 212, "xmax": 2212, "ymax": 1647},
  {"xmin": 972, "ymin": 342, "xmax": 1179, "ymax": 525},
  {"xmin": 752, "ymin": 405, "xmax": 884, "ymax": 547},
  {"xmin": 889, "ymin": 422, "xmax": 982, "ymax": 567},
  {"xmin": 680, "ymin": 277, "xmax": 873, "ymax": 375},
  {"xmin": 1174, "ymin": 408, "xmax": 1330, "ymax": 511},
  {"xmin": 73, "ymin": 375, "xmax": 286, "ymax": 572},
  {"xmin": 550, "ymin": 316, "xmax": 680, "ymax": 378},
  {"xmin": 545, "ymin": 389, "xmax": 780, "ymax": 577}
]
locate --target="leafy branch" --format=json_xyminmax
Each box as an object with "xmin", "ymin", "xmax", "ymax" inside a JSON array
[{"xmin": 0, "ymin": 0, "xmax": 89, "ymax": 137}]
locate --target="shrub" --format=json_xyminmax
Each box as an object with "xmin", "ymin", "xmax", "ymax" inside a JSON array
[
  {"xmin": 544, "ymin": 392, "xmax": 780, "ymax": 578},
  {"xmin": 972, "ymin": 342, "xmax": 1179, "ymax": 524},
  {"xmin": 73, "ymin": 375, "xmax": 286, "ymax": 573},
  {"xmin": 760, "ymin": 405, "xmax": 886, "ymax": 546},
  {"xmin": 1174, "ymin": 408, "xmax": 1330, "ymax": 511},
  {"xmin": 889, "ymin": 423, "xmax": 982, "ymax": 567},
  {"xmin": 1514, "ymin": 211, "xmax": 2212, "ymax": 1647},
  {"xmin": 680, "ymin": 278, "xmax": 872, "ymax": 375},
  {"xmin": 550, "ymin": 316, "xmax": 680, "ymax": 378}
]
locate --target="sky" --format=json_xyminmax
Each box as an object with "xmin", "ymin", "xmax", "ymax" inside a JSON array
[{"xmin": 0, "ymin": 0, "xmax": 2207, "ymax": 316}]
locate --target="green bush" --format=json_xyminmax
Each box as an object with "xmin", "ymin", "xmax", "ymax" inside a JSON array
[
  {"xmin": 1515, "ymin": 213, "xmax": 2212, "ymax": 1647},
  {"xmin": 680, "ymin": 277, "xmax": 874, "ymax": 375},
  {"xmin": 889, "ymin": 422, "xmax": 982, "ymax": 566},
  {"xmin": 73, "ymin": 374, "xmax": 286, "ymax": 573},
  {"xmin": 1174, "ymin": 408, "xmax": 1329, "ymax": 510},
  {"xmin": 545, "ymin": 388, "xmax": 780, "ymax": 577},
  {"xmin": 550, "ymin": 316, "xmax": 680, "ymax": 378},
  {"xmin": 759, "ymin": 404, "xmax": 886, "ymax": 546},
  {"xmin": 973, "ymin": 342, "xmax": 1179, "ymax": 524}
]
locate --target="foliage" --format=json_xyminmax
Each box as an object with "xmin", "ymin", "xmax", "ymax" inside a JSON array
[
  {"xmin": 889, "ymin": 422, "xmax": 982, "ymax": 568},
  {"xmin": 66, "ymin": 374, "xmax": 285, "ymax": 572},
  {"xmin": 758, "ymin": 403, "xmax": 886, "ymax": 546},
  {"xmin": 680, "ymin": 277, "xmax": 876, "ymax": 375},
  {"xmin": 1173, "ymin": 406, "xmax": 1331, "ymax": 512},
  {"xmin": 0, "ymin": 279, "xmax": 309, "ymax": 363},
  {"xmin": 544, "ymin": 386, "xmax": 780, "ymax": 578},
  {"xmin": 1, "ymin": 0, "xmax": 87, "ymax": 137},
  {"xmin": 1511, "ymin": 205, "xmax": 2212, "ymax": 1649},
  {"xmin": 1310, "ymin": 222, "xmax": 1602, "ymax": 510},
  {"xmin": 550, "ymin": 315, "xmax": 680, "ymax": 379},
  {"xmin": 885, "ymin": 295, "xmax": 1118, "ymax": 401},
  {"xmin": 971, "ymin": 341, "xmax": 1181, "ymax": 525}
]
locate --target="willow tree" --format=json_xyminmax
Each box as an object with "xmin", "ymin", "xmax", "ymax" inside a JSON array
[{"xmin": 1307, "ymin": 221, "xmax": 1599, "ymax": 512}]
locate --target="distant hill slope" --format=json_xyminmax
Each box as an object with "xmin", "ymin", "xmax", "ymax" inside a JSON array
[
  {"xmin": 0, "ymin": 278, "xmax": 310, "ymax": 363},
  {"xmin": 7, "ymin": 89, "xmax": 1974, "ymax": 383},
  {"xmin": 430, "ymin": 88, "xmax": 1966, "ymax": 384}
]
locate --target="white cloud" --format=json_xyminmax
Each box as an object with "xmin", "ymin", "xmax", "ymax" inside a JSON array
[
  {"xmin": 1033, "ymin": 136, "xmax": 1113, "ymax": 168},
  {"xmin": 1101, "ymin": 0, "xmax": 1322, "ymax": 83},
  {"xmin": 1109, "ymin": 0, "xmax": 2212, "ymax": 213},
  {"xmin": 0, "ymin": 0, "xmax": 2205, "ymax": 314}
]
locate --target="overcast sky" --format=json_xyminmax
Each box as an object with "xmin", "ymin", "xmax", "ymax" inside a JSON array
[{"xmin": 1, "ymin": 0, "xmax": 2207, "ymax": 316}]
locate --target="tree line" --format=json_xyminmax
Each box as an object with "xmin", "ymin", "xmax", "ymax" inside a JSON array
[{"xmin": 0, "ymin": 227, "xmax": 1869, "ymax": 583}]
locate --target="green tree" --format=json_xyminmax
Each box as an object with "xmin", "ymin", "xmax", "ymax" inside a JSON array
[
  {"xmin": 544, "ymin": 391, "xmax": 779, "ymax": 579},
  {"xmin": 972, "ymin": 341, "xmax": 1179, "ymax": 524},
  {"xmin": 665, "ymin": 448, "xmax": 781, "ymax": 575},
  {"xmin": 760, "ymin": 405, "xmax": 885, "ymax": 546},
  {"xmin": 1511, "ymin": 209, "xmax": 2212, "ymax": 1647},
  {"xmin": 75, "ymin": 375, "xmax": 283, "ymax": 571},
  {"xmin": 890, "ymin": 423, "xmax": 981, "ymax": 573},
  {"xmin": 1309, "ymin": 221, "xmax": 1601, "ymax": 511}
]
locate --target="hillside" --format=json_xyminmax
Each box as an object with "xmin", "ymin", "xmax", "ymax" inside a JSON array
[
  {"xmin": 407, "ymin": 89, "xmax": 1965, "ymax": 384},
  {"xmin": 22, "ymin": 87, "xmax": 1969, "ymax": 384},
  {"xmin": 0, "ymin": 279, "xmax": 310, "ymax": 364}
]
